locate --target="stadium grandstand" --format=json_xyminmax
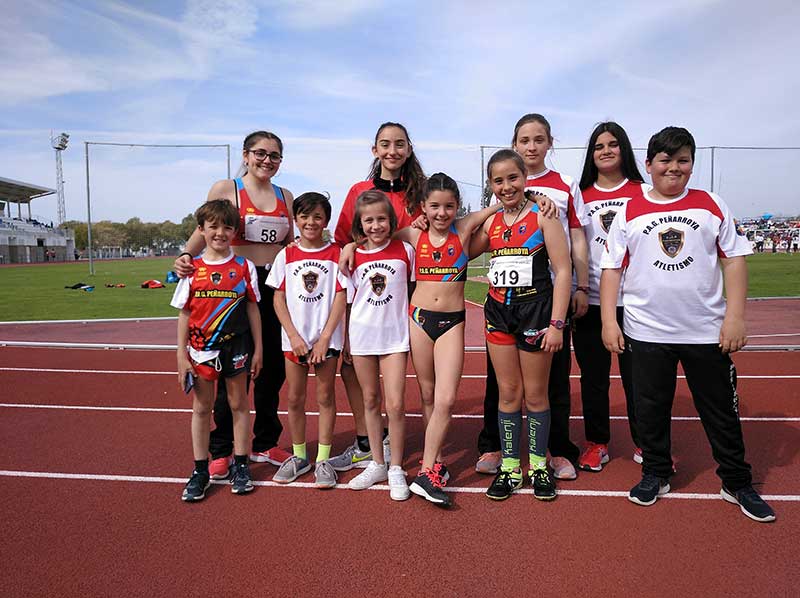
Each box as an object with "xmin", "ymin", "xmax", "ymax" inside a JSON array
[{"xmin": 0, "ymin": 176, "xmax": 76, "ymax": 264}]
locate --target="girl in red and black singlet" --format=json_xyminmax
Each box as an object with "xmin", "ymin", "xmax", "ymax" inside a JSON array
[
  {"xmin": 230, "ymin": 177, "xmax": 290, "ymax": 246},
  {"xmin": 173, "ymin": 131, "xmax": 295, "ymax": 475},
  {"xmin": 473, "ymin": 150, "xmax": 571, "ymax": 502},
  {"xmin": 381, "ymin": 173, "xmax": 501, "ymax": 505},
  {"xmin": 573, "ymin": 122, "xmax": 645, "ymax": 472},
  {"xmin": 328, "ymin": 122, "xmax": 428, "ymax": 476}
]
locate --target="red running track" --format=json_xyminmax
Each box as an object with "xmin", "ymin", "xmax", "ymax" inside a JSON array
[{"xmin": 1, "ymin": 343, "xmax": 799, "ymax": 597}]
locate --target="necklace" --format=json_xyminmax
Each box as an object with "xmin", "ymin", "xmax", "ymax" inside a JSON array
[{"xmin": 502, "ymin": 198, "xmax": 528, "ymax": 242}]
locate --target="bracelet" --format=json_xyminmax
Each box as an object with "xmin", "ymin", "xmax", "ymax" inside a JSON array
[
  {"xmin": 178, "ymin": 252, "xmax": 193, "ymax": 260},
  {"xmin": 575, "ymin": 286, "xmax": 589, "ymax": 294}
]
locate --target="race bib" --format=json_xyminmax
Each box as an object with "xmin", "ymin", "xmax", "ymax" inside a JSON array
[
  {"xmin": 244, "ymin": 214, "xmax": 289, "ymax": 244},
  {"xmin": 488, "ymin": 255, "xmax": 533, "ymax": 287}
]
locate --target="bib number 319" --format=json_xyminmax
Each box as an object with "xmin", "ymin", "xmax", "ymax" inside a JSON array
[{"xmin": 488, "ymin": 255, "xmax": 532, "ymax": 287}]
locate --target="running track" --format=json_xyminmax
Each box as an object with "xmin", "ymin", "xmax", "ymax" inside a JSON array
[{"xmin": 1, "ymin": 304, "xmax": 798, "ymax": 597}]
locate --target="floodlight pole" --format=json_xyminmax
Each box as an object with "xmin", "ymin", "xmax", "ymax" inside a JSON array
[
  {"xmin": 84, "ymin": 142, "xmax": 95, "ymax": 275},
  {"xmin": 50, "ymin": 131, "xmax": 69, "ymax": 225}
]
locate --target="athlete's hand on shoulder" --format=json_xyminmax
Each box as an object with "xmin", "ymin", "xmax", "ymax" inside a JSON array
[
  {"xmin": 174, "ymin": 254, "xmax": 195, "ymax": 278},
  {"xmin": 571, "ymin": 291, "xmax": 588, "ymax": 319},
  {"xmin": 339, "ymin": 242, "xmax": 358, "ymax": 273},
  {"xmin": 410, "ymin": 214, "xmax": 429, "ymax": 230},
  {"xmin": 602, "ymin": 322, "xmax": 625, "ymax": 354},
  {"xmin": 250, "ymin": 348, "xmax": 263, "ymax": 378},
  {"xmin": 719, "ymin": 315, "xmax": 747, "ymax": 353},
  {"xmin": 542, "ymin": 327, "xmax": 563, "ymax": 353},
  {"xmin": 529, "ymin": 191, "xmax": 558, "ymax": 220}
]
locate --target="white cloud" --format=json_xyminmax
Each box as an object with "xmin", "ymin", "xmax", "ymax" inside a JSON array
[{"xmin": 261, "ymin": 0, "xmax": 379, "ymax": 30}]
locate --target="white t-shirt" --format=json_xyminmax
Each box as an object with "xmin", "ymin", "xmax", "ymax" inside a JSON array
[
  {"xmin": 266, "ymin": 242, "xmax": 348, "ymax": 352},
  {"xmin": 601, "ymin": 188, "xmax": 752, "ymax": 344},
  {"xmin": 581, "ymin": 179, "xmax": 647, "ymax": 305},
  {"xmin": 347, "ymin": 239, "xmax": 414, "ymax": 355}
]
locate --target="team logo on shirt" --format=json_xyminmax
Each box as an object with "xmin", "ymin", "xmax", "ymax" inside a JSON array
[
  {"xmin": 518, "ymin": 224, "xmax": 527, "ymax": 236},
  {"xmin": 502, "ymin": 229, "xmax": 513, "ymax": 242},
  {"xmin": 432, "ymin": 250, "xmax": 442, "ymax": 263},
  {"xmin": 302, "ymin": 271, "xmax": 318, "ymax": 293},
  {"xmin": 447, "ymin": 244, "xmax": 455, "ymax": 257},
  {"xmin": 228, "ymin": 269, "xmax": 237, "ymax": 280},
  {"xmin": 370, "ymin": 273, "xmax": 386, "ymax": 296},
  {"xmin": 659, "ymin": 228, "xmax": 684, "ymax": 258},
  {"xmin": 211, "ymin": 272, "xmax": 222, "ymax": 285},
  {"xmin": 599, "ymin": 210, "xmax": 617, "ymax": 233}
]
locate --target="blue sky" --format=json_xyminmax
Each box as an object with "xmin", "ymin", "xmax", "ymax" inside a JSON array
[{"xmin": 2, "ymin": 0, "xmax": 799, "ymax": 226}]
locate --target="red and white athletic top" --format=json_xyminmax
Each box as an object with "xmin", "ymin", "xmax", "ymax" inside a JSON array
[
  {"xmin": 171, "ymin": 252, "xmax": 260, "ymax": 363},
  {"xmin": 582, "ymin": 179, "xmax": 647, "ymax": 305},
  {"xmin": 347, "ymin": 239, "xmax": 415, "ymax": 355},
  {"xmin": 230, "ymin": 177, "xmax": 291, "ymax": 247},
  {"xmin": 525, "ymin": 170, "xmax": 588, "ymax": 244},
  {"xmin": 334, "ymin": 178, "xmax": 422, "ymax": 247},
  {"xmin": 600, "ymin": 188, "xmax": 752, "ymax": 344},
  {"xmin": 266, "ymin": 243, "xmax": 348, "ymax": 352}
]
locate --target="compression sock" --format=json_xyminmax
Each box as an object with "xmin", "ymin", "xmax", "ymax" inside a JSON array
[
  {"xmin": 293, "ymin": 443, "xmax": 307, "ymax": 460},
  {"xmin": 194, "ymin": 459, "xmax": 209, "ymax": 473},
  {"xmin": 233, "ymin": 454, "xmax": 247, "ymax": 465},
  {"xmin": 357, "ymin": 435, "xmax": 370, "ymax": 452},
  {"xmin": 316, "ymin": 444, "xmax": 331, "ymax": 463},
  {"xmin": 498, "ymin": 409, "xmax": 522, "ymax": 473},
  {"xmin": 528, "ymin": 410, "xmax": 551, "ymax": 471}
]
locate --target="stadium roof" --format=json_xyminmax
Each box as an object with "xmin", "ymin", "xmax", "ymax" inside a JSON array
[{"xmin": 0, "ymin": 176, "xmax": 55, "ymax": 204}]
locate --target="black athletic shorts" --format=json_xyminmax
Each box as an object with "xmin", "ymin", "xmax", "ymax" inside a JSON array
[{"xmin": 484, "ymin": 293, "xmax": 552, "ymax": 352}]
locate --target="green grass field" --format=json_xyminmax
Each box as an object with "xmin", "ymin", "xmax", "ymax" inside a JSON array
[{"xmin": 0, "ymin": 253, "xmax": 797, "ymax": 321}]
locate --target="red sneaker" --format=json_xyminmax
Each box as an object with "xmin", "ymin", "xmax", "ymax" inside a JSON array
[
  {"xmin": 209, "ymin": 456, "xmax": 233, "ymax": 480},
  {"xmin": 578, "ymin": 442, "xmax": 610, "ymax": 472},
  {"xmin": 250, "ymin": 446, "xmax": 292, "ymax": 465}
]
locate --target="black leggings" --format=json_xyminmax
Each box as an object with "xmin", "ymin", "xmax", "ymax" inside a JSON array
[{"xmin": 209, "ymin": 269, "xmax": 285, "ymax": 459}]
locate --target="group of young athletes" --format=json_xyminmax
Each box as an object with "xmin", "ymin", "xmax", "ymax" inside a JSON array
[{"xmin": 170, "ymin": 116, "xmax": 776, "ymax": 523}]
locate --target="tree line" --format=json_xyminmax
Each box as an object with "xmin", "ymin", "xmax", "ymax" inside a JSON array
[{"xmin": 62, "ymin": 214, "xmax": 196, "ymax": 251}]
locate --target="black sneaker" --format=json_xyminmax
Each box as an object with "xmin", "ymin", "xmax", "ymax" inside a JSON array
[
  {"xmin": 486, "ymin": 469, "xmax": 523, "ymax": 501},
  {"xmin": 434, "ymin": 461, "xmax": 451, "ymax": 483},
  {"xmin": 628, "ymin": 473, "xmax": 670, "ymax": 506},
  {"xmin": 230, "ymin": 463, "xmax": 254, "ymax": 495},
  {"xmin": 531, "ymin": 468, "xmax": 557, "ymax": 501},
  {"xmin": 182, "ymin": 470, "xmax": 210, "ymax": 502},
  {"xmin": 721, "ymin": 485, "xmax": 776, "ymax": 523},
  {"xmin": 409, "ymin": 468, "xmax": 450, "ymax": 506}
]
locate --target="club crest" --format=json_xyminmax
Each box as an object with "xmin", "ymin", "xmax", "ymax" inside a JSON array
[
  {"xmin": 502, "ymin": 228, "xmax": 513, "ymax": 242},
  {"xmin": 302, "ymin": 271, "xmax": 318, "ymax": 293},
  {"xmin": 659, "ymin": 228, "xmax": 684, "ymax": 258},
  {"xmin": 432, "ymin": 250, "xmax": 442, "ymax": 263},
  {"xmin": 370, "ymin": 272, "xmax": 386, "ymax": 296},
  {"xmin": 518, "ymin": 224, "xmax": 527, "ymax": 236},
  {"xmin": 211, "ymin": 272, "xmax": 222, "ymax": 285},
  {"xmin": 447, "ymin": 244, "xmax": 455, "ymax": 257},
  {"xmin": 599, "ymin": 210, "xmax": 617, "ymax": 233}
]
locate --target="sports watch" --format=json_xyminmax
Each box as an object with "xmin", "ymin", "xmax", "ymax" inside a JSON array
[{"xmin": 549, "ymin": 319, "xmax": 565, "ymax": 330}]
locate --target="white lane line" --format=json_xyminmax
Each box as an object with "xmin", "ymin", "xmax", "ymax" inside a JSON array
[
  {"xmin": 1, "ymin": 403, "xmax": 797, "ymax": 422},
  {"xmin": 0, "ymin": 469, "xmax": 797, "ymax": 501},
  {"xmin": 1, "ymin": 367, "xmax": 798, "ymax": 380}
]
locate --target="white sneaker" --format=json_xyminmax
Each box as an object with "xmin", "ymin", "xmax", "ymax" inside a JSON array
[
  {"xmin": 388, "ymin": 465, "xmax": 410, "ymax": 501},
  {"xmin": 348, "ymin": 461, "xmax": 388, "ymax": 490}
]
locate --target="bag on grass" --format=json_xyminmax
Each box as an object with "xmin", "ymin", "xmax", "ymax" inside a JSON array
[{"xmin": 141, "ymin": 280, "xmax": 165, "ymax": 289}]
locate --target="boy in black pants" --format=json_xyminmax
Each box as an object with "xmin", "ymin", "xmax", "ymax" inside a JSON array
[{"xmin": 600, "ymin": 127, "xmax": 774, "ymax": 523}]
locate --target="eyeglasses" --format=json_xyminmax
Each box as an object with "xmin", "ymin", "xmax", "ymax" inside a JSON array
[{"xmin": 247, "ymin": 149, "xmax": 283, "ymax": 162}]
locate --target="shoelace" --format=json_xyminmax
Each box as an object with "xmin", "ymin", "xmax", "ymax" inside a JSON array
[
  {"xmin": 422, "ymin": 467, "xmax": 445, "ymax": 488},
  {"xmin": 493, "ymin": 471, "xmax": 514, "ymax": 488},
  {"xmin": 231, "ymin": 464, "xmax": 248, "ymax": 485},
  {"xmin": 639, "ymin": 473, "xmax": 660, "ymax": 490}
]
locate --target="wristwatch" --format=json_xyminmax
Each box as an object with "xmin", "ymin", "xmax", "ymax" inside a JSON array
[{"xmin": 549, "ymin": 319, "xmax": 565, "ymax": 330}]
